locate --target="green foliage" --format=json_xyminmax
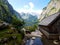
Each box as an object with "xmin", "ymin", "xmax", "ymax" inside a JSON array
[
  {"xmin": 12, "ymin": 15, "xmax": 25, "ymax": 30},
  {"xmin": 0, "ymin": 24, "xmax": 24, "ymax": 45},
  {"xmin": 43, "ymin": 7, "xmax": 47, "ymax": 10},
  {"xmin": 45, "ymin": 13, "xmax": 49, "ymax": 17},
  {"xmin": 0, "ymin": 2, "xmax": 12, "ymax": 22},
  {"xmin": 51, "ymin": 7, "xmax": 55, "ymax": 10},
  {"xmin": 58, "ymin": 9, "xmax": 60, "ymax": 12},
  {"xmin": 0, "ymin": 0, "xmax": 25, "ymax": 45},
  {"xmin": 0, "ymin": 2, "xmax": 25, "ymax": 29},
  {"xmin": 24, "ymin": 24, "xmax": 38, "ymax": 32},
  {"xmin": 24, "ymin": 19, "xmax": 39, "ymax": 32},
  {"xmin": 56, "ymin": 0, "xmax": 60, "ymax": 1}
]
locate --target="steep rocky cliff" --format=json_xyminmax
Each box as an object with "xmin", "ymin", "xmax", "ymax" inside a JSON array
[{"xmin": 40, "ymin": 0, "xmax": 60, "ymax": 21}]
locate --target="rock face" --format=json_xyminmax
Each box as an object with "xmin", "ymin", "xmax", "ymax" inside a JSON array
[{"xmin": 40, "ymin": 0, "xmax": 60, "ymax": 21}]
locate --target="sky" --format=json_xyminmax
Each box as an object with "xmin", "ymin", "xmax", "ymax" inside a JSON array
[{"xmin": 8, "ymin": 0, "xmax": 50, "ymax": 18}]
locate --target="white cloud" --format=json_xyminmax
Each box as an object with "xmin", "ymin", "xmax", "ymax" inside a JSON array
[
  {"xmin": 30, "ymin": 10, "xmax": 42, "ymax": 19},
  {"xmin": 16, "ymin": 8, "xmax": 42, "ymax": 19},
  {"xmin": 24, "ymin": 5, "xmax": 29, "ymax": 9},
  {"xmin": 22, "ymin": 16, "xmax": 29, "ymax": 19},
  {"xmin": 23, "ymin": 2, "xmax": 34, "ymax": 10},
  {"xmin": 15, "ymin": 2, "xmax": 42, "ymax": 19},
  {"xmin": 16, "ymin": 8, "xmax": 42, "ymax": 14},
  {"xmin": 29, "ymin": 2, "xmax": 34, "ymax": 9}
]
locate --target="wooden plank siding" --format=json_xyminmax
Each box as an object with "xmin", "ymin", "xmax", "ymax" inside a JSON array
[{"xmin": 39, "ymin": 12, "xmax": 60, "ymax": 40}]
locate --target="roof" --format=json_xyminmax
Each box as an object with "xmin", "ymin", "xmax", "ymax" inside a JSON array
[{"xmin": 39, "ymin": 12, "xmax": 60, "ymax": 26}]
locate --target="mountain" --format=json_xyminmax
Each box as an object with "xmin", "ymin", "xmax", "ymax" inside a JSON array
[
  {"xmin": 20, "ymin": 12, "xmax": 38, "ymax": 26},
  {"xmin": 39, "ymin": 0, "xmax": 60, "ymax": 21},
  {"xmin": 0, "ymin": 0, "xmax": 25, "ymax": 45},
  {"xmin": 0, "ymin": 0, "xmax": 23, "ymax": 23}
]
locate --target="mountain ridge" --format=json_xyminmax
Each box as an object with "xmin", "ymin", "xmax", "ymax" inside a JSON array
[{"xmin": 20, "ymin": 12, "xmax": 38, "ymax": 26}]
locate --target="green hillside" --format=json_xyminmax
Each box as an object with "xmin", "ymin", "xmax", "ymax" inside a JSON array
[{"xmin": 0, "ymin": 0, "xmax": 25, "ymax": 45}]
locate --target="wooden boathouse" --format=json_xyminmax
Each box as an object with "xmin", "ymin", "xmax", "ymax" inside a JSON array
[{"xmin": 39, "ymin": 12, "xmax": 60, "ymax": 45}]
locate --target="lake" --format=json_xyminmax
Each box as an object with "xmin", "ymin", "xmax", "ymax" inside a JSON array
[{"xmin": 26, "ymin": 37, "xmax": 43, "ymax": 45}]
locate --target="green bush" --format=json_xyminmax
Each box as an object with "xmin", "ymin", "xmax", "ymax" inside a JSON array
[{"xmin": 12, "ymin": 15, "xmax": 25, "ymax": 30}]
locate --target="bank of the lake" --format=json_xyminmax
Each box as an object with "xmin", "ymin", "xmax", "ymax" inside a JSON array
[{"xmin": 24, "ymin": 30, "xmax": 43, "ymax": 45}]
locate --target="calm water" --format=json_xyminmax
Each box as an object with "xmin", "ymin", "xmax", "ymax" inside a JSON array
[{"xmin": 26, "ymin": 37, "xmax": 43, "ymax": 45}]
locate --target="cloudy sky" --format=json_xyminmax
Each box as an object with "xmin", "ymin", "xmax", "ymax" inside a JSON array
[{"xmin": 8, "ymin": 0, "xmax": 50, "ymax": 18}]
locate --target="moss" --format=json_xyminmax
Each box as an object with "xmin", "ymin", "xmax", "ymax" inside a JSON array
[
  {"xmin": 58, "ymin": 9, "xmax": 60, "ymax": 12},
  {"xmin": 56, "ymin": 0, "xmax": 60, "ymax": 1},
  {"xmin": 45, "ymin": 13, "xmax": 49, "ymax": 17},
  {"xmin": 51, "ymin": 7, "xmax": 56, "ymax": 10}
]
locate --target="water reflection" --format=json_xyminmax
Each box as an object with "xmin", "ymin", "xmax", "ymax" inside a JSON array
[{"xmin": 26, "ymin": 37, "xmax": 43, "ymax": 45}]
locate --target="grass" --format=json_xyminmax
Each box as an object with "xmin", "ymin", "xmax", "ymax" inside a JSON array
[{"xmin": 0, "ymin": 28, "xmax": 23, "ymax": 45}]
